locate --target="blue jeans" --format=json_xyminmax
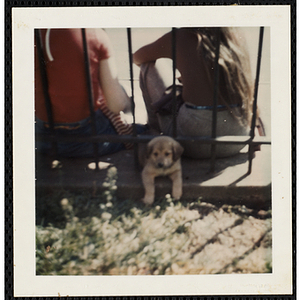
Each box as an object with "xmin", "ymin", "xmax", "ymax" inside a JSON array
[{"xmin": 35, "ymin": 109, "xmax": 147, "ymax": 158}]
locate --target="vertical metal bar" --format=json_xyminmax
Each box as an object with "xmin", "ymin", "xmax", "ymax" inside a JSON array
[
  {"xmin": 171, "ymin": 27, "xmax": 177, "ymax": 138},
  {"xmin": 81, "ymin": 29, "xmax": 99, "ymax": 170},
  {"xmin": 127, "ymin": 28, "xmax": 139, "ymax": 168},
  {"xmin": 248, "ymin": 27, "xmax": 264, "ymax": 174},
  {"xmin": 127, "ymin": 28, "xmax": 136, "ymax": 133},
  {"xmin": 35, "ymin": 29, "xmax": 57, "ymax": 157},
  {"xmin": 210, "ymin": 28, "xmax": 221, "ymax": 173}
]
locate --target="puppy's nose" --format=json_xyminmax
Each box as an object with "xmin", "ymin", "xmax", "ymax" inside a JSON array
[{"xmin": 157, "ymin": 162, "xmax": 164, "ymax": 168}]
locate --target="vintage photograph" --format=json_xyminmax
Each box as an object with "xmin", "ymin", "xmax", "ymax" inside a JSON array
[
  {"xmin": 12, "ymin": 6, "xmax": 292, "ymax": 297},
  {"xmin": 35, "ymin": 26, "xmax": 272, "ymax": 276}
]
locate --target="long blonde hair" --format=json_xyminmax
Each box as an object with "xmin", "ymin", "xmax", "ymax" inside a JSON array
[{"xmin": 192, "ymin": 27, "xmax": 254, "ymax": 126}]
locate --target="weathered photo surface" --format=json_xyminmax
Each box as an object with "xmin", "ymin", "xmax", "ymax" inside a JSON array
[{"xmin": 13, "ymin": 6, "xmax": 291, "ymax": 297}]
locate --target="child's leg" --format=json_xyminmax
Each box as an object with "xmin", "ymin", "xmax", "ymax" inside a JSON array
[{"xmin": 139, "ymin": 59, "xmax": 175, "ymax": 132}]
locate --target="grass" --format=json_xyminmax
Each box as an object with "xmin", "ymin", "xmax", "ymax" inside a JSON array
[{"xmin": 36, "ymin": 166, "xmax": 272, "ymax": 275}]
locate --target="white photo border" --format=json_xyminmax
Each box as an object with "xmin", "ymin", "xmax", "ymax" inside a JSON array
[{"xmin": 12, "ymin": 5, "xmax": 292, "ymax": 297}]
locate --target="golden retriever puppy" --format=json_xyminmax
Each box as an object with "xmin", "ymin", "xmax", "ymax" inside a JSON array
[{"xmin": 139, "ymin": 136, "xmax": 184, "ymax": 205}]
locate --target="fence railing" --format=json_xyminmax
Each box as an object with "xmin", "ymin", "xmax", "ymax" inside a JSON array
[{"xmin": 35, "ymin": 27, "xmax": 271, "ymax": 174}]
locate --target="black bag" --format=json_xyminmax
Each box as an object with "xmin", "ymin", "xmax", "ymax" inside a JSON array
[{"xmin": 152, "ymin": 85, "xmax": 184, "ymax": 116}]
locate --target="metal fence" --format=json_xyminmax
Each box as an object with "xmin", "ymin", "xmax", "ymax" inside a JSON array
[{"xmin": 35, "ymin": 27, "xmax": 271, "ymax": 174}]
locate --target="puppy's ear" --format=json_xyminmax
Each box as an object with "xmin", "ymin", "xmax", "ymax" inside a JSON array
[{"xmin": 172, "ymin": 140, "xmax": 184, "ymax": 161}]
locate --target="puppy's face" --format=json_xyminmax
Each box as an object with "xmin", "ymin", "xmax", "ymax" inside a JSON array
[{"xmin": 147, "ymin": 137, "xmax": 184, "ymax": 169}]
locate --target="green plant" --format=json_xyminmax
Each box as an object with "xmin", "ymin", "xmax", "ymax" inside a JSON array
[{"xmin": 36, "ymin": 168, "xmax": 272, "ymax": 275}]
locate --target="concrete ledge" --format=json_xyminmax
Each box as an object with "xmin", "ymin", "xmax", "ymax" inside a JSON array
[{"xmin": 36, "ymin": 145, "xmax": 271, "ymax": 209}]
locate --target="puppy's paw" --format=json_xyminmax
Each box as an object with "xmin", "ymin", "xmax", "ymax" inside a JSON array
[
  {"xmin": 142, "ymin": 196, "xmax": 155, "ymax": 206},
  {"xmin": 172, "ymin": 188, "xmax": 182, "ymax": 200}
]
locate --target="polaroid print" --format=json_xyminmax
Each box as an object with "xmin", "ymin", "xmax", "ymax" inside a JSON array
[{"xmin": 12, "ymin": 5, "xmax": 292, "ymax": 297}]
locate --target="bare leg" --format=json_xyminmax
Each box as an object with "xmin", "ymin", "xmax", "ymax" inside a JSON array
[{"xmin": 139, "ymin": 59, "xmax": 175, "ymax": 132}]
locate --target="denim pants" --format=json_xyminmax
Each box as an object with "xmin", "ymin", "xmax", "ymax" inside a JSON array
[{"xmin": 35, "ymin": 109, "xmax": 146, "ymax": 158}]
